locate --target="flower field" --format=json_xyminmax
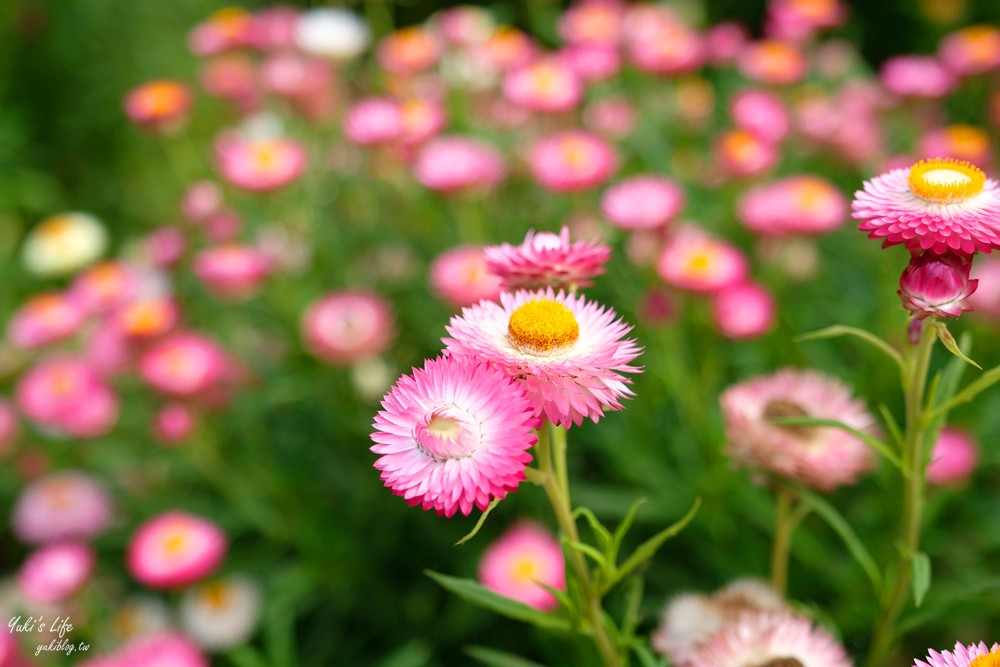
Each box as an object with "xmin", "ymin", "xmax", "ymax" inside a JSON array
[{"xmin": 3, "ymin": 0, "xmax": 1000, "ymax": 665}]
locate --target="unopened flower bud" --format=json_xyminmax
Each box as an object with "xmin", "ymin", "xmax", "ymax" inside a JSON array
[{"xmin": 898, "ymin": 251, "xmax": 978, "ymax": 319}]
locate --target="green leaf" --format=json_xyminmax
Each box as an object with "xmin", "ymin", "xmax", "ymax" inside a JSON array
[
  {"xmin": 877, "ymin": 404, "xmax": 905, "ymax": 450},
  {"xmin": 612, "ymin": 498, "xmax": 647, "ymax": 561},
  {"xmin": 607, "ymin": 498, "xmax": 700, "ymax": 593},
  {"xmin": 456, "ymin": 497, "xmax": 502, "ymax": 546},
  {"xmin": 376, "ymin": 641, "xmax": 432, "ymax": 667},
  {"xmin": 466, "ymin": 646, "xmax": 547, "ymax": 667},
  {"xmin": 926, "ymin": 363, "xmax": 1000, "ymax": 423},
  {"xmin": 795, "ymin": 325, "xmax": 904, "ymax": 373},
  {"xmin": 630, "ymin": 642, "xmax": 667, "ymax": 667},
  {"xmin": 795, "ymin": 487, "xmax": 883, "ymax": 596},
  {"xmin": 619, "ymin": 575, "xmax": 644, "ymax": 641},
  {"xmin": 769, "ymin": 416, "xmax": 904, "ymax": 472},
  {"xmin": 911, "ymin": 551, "xmax": 932, "ymax": 608},
  {"xmin": 935, "ymin": 322, "xmax": 981, "ymax": 369},
  {"xmin": 426, "ymin": 571, "xmax": 573, "ymax": 631},
  {"xmin": 225, "ymin": 645, "xmax": 272, "ymax": 667},
  {"xmin": 562, "ymin": 538, "xmax": 609, "ymax": 571},
  {"xmin": 572, "ymin": 506, "xmax": 614, "ymax": 555}
]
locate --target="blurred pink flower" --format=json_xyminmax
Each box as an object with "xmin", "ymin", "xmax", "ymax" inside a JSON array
[
  {"xmin": 182, "ymin": 181, "xmax": 225, "ymax": 223},
  {"xmin": 919, "ymin": 125, "xmax": 992, "ymax": 169},
  {"xmin": 215, "ymin": 135, "xmax": 307, "ymax": 192},
  {"xmin": 16, "ymin": 357, "xmax": 119, "ymax": 438},
  {"xmin": 116, "ymin": 298, "xmax": 179, "ymax": 339},
  {"xmin": 503, "ymin": 58, "xmax": 583, "ymax": 113},
  {"xmin": 738, "ymin": 175, "xmax": 847, "ymax": 236},
  {"xmin": 124, "ymin": 80, "xmax": 192, "ymax": 133},
  {"xmin": 730, "ymin": 89, "xmax": 790, "ymax": 144},
  {"xmin": 714, "ymin": 129, "xmax": 778, "ymax": 178},
  {"xmin": 199, "ymin": 54, "xmax": 259, "ymax": 110},
  {"xmin": 12, "ymin": 470, "xmax": 114, "ymax": 544},
  {"xmin": 968, "ymin": 254, "xmax": 1000, "ymax": 317},
  {"xmin": 189, "ymin": 7, "xmax": 255, "ymax": 56},
  {"xmin": 301, "ymin": 291, "xmax": 394, "ymax": 364},
  {"xmin": 558, "ymin": 43, "xmax": 621, "ymax": 82},
  {"xmin": 601, "ymin": 175, "xmax": 685, "ymax": 231},
  {"xmin": 583, "ymin": 97, "xmax": 637, "ymax": 138},
  {"xmin": 926, "ymin": 427, "xmax": 979, "ymax": 485},
  {"xmin": 738, "ymin": 40, "xmax": 806, "ymax": 85},
  {"xmin": 398, "ymin": 98, "xmax": 447, "ymax": 147},
  {"xmin": 71, "ymin": 261, "xmax": 140, "ymax": 315},
  {"xmin": 624, "ymin": 5, "xmax": 704, "ymax": 75},
  {"xmin": 250, "ymin": 6, "xmax": 300, "ymax": 52},
  {"xmin": 194, "ymin": 244, "xmax": 273, "ymax": 300},
  {"xmin": 765, "ymin": 0, "xmax": 846, "ymax": 42},
  {"xmin": 880, "ymin": 56, "xmax": 956, "ymax": 99},
  {"xmin": 144, "ymin": 227, "xmax": 187, "ymax": 269},
  {"xmin": 128, "ymin": 511, "xmax": 227, "ymax": 588},
  {"xmin": 483, "ymin": 27, "xmax": 537, "ymax": 72},
  {"xmin": 528, "ymin": 131, "xmax": 617, "ymax": 193},
  {"xmin": 705, "ymin": 22, "xmax": 749, "ymax": 64},
  {"xmin": 436, "ymin": 6, "xmax": 494, "ymax": 47},
  {"xmin": 687, "ymin": 611, "xmax": 851, "ymax": 667},
  {"xmin": 153, "ymin": 403, "xmax": 196, "ymax": 446},
  {"xmin": 557, "ymin": 0, "xmax": 624, "ymax": 46},
  {"xmin": 485, "ymin": 226, "xmax": 610, "ymax": 291},
  {"xmin": 430, "ymin": 246, "xmax": 503, "ymax": 308},
  {"xmin": 343, "ymin": 98, "xmax": 404, "ymax": 147},
  {"xmin": 479, "ymin": 522, "xmax": 565, "ymax": 610},
  {"xmin": 377, "ymin": 26, "xmax": 441, "ymax": 75},
  {"xmin": 915, "ymin": 642, "xmax": 1000, "ymax": 667},
  {"xmin": 656, "ymin": 226, "xmax": 748, "ymax": 294},
  {"xmin": 139, "ymin": 333, "xmax": 229, "ymax": 397},
  {"xmin": 117, "ymin": 632, "xmax": 209, "ymax": 667},
  {"xmin": 371, "ymin": 356, "xmax": 538, "ymax": 517},
  {"xmin": 899, "ymin": 252, "xmax": 978, "ymax": 319},
  {"xmin": 712, "ymin": 282, "xmax": 776, "ymax": 339},
  {"xmin": 939, "ymin": 25, "xmax": 1000, "ymax": 76},
  {"xmin": 8, "ymin": 292, "xmax": 85, "ymax": 350},
  {"xmin": 18, "ymin": 542, "xmax": 95, "ymax": 604},
  {"xmin": 413, "ymin": 136, "xmax": 506, "ymax": 193}
]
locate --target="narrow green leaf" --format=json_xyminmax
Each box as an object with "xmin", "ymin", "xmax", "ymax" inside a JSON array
[
  {"xmin": 225, "ymin": 646, "xmax": 272, "ymax": 667},
  {"xmin": 911, "ymin": 551, "xmax": 932, "ymax": 608},
  {"xmin": 770, "ymin": 417, "xmax": 904, "ymax": 472},
  {"xmin": 630, "ymin": 642, "xmax": 666, "ymax": 667},
  {"xmin": 466, "ymin": 646, "xmax": 547, "ymax": 667},
  {"xmin": 877, "ymin": 404, "xmax": 905, "ymax": 450},
  {"xmin": 935, "ymin": 322, "xmax": 981, "ymax": 369},
  {"xmin": 796, "ymin": 488, "xmax": 882, "ymax": 596},
  {"xmin": 926, "ymin": 363, "xmax": 1000, "ymax": 422},
  {"xmin": 376, "ymin": 641, "xmax": 432, "ymax": 667},
  {"xmin": 608, "ymin": 498, "xmax": 700, "ymax": 593},
  {"xmin": 612, "ymin": 498, "xmax": 648, "ymax": 561},
  {"xmin": 455, "ymin": 497, "xmax": 502, "ymax": 546},
  {"xmin": 426, "ymin": 571, "xmax": 572, "ymax": 631},
  {"xmin": 620, "ymin": 575, "xmax": 644, "ymax": 640},
  {"xmin": 572, "ymin": 506, "xmax": 614, "ymax": 555},
  {"xmin": 562, "ymin": 538, "xmax": 609, "ymax": 571},
  {"xmin": 795, "ymin": 325, "xmax": 904, "ymax": 373}
]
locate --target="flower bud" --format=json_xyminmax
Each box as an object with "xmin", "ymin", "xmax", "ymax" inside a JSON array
[{"xmin": 898, "ymin": 251, "xmax": 978, "ymax": 319}]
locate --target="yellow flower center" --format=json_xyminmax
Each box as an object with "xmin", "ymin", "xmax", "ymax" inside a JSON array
[
  {"xmin": 251, "ymin": 142, "xmax": 282, "ymax": 170},
  {"xmin": 970, "ymin": 648, "xmax": 1000, "ymax": 667},
  {"xmin": 944, "ymin": 124, "xmax": 989, "ymax": 159},
  {"xmin": 163, "ymin": 531, "xmax": 188, "ymax": 556},
  {"xmin": 510, "ymin": 557, "xmax": 539, "ymax": 585},
  {"xmin": 908, "ymin": 158, "xmax": 986, "ymax": 203},
  {"xmin": 508, "ymin": 300, "xmax": 579, "ymax": 355},
  {"xmin": 793, "ymin": 177, "xmax": 833, "ymax": 211},
  {"xmin": 722, "ymin": 130, "xmax": 761, "ymax": 162},
  {"xmin": 200, "ymin": 581, "xmax": 231, "ymax": 609},
  {"xmin": 138, "ymin": 82, "xmax": 186, "ymax": 117}
]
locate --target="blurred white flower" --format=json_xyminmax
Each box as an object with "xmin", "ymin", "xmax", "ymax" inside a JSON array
[
  {"xmin": 22, "ymin": 212, "xmax": 107, "ymax": 277},
  {"xmin": 295, "ymin": 9, "xmax": 370, "ymax": 61},
  {"xmin": 180, "ymin": 575, "xmax": 262, "ymax": 651}
]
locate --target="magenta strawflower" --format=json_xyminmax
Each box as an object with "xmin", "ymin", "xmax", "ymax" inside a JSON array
[
  {"xmin": 926, "ymin": 427, "xmax": 979, "ymax": 486},
  {"xmin": 601, "ymin": 176, "xmax": 685, "ymax": 231},
  {"xmin": 117, "ymin": 632, "xmax": 210, "ymax": 667},
  {"xmin": 18, "ymin": 542, "xmax": 95, "ymax": 604},
  {"xmin": 503, "ymin": 58, "xmax": 583, "ymax": 113},
  {"xmin": 898, "ymin": 251, "xmax": 978, "ymax": 319},
  {"xmin": 656, "ymin": 226, "xmax": 748, "ymax": 294},
  {"xmin": 301, "ymin": 291, "xmax": 394, "ymax": 364},
  {"xmin": 214, "ymin": 135, "xmax": 306, "ymax": 192},
  {"xmin": 413, "ymin": 136, "xmax": 506, "ymax": 193},
  {"xmin": 915, "ymin": 642, "xmax": 1000, "ymax": 667},
  {"xmin": 720, "ymin": 368, "xmax": 876, "ymax": 491},
  {"xmin": 853, "ymin": 158, "xmax": 1000, "ymax": 254},
  {"xmin": 128, "ymin": 511, "xmax": 227, "ymax": 588},
  {"xmin": 443, "ymin": 288, "xmax": 642, "ymax": 428},
  {"xmin": 371, "ymin": 356, "xmax": 538, "ymax": 517},
  {"xmin": 528, "ymin": 131, "xmax": 617, "ymax": 193},
  {"xmin": 478, "ymin": 522, "xmax": 566, "ymax": 610},
  {"xmin": 8, "ymin": 292, "xmax": 85, "ymax": 350},
  {"xmin": 430, "ymin": 246, "xmax": 503, "ymax": 308},
  {"xmin": 484, "ymin": 226, "xmax": 610, "ymax": 290},
  {"xmin": 738, "ymin": 175, "xmax": 848, "ymax": 236}
]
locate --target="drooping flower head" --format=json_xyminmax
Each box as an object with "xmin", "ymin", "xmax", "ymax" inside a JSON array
[
  {"xmin": 444, "ymin": 288, "xmax": 642, "ymax": 428},
  {"xmin": 128, "ymin": 511, "xmax": 227, "ymax": 588},
  {"xmin": 899, "ymin": 251, "xmax": 978, "ymax": 319},
  {"xmin": 915, "ymin": 642, "xmax": 1000, "ymax": 667},
  {"xmin": 484, "ymin": 226, "xmax": 611, "ymax": 291},
  {"xmin": 371, "ymin": 356, "xmax": 539, "ymax": 517},
  {"xmin": 720, "ymin": 368, "xmax": 876, "ymax": 491},
  {"xmin": 478, "ymin": 522, "xmax": 566, "ymax": 611},
  {"xmin": 853, "ymin": 158, "xmax": 1000, "ymax": 255}
]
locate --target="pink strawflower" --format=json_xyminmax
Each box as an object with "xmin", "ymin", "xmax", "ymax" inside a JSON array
[
  {"xmin": 706, "ymin": 22, "xmax": 749, "ymax": 64},
  {"xmin": 204, "ymin": 209, "xmax": 243, "ymax": 242},
  {"xmin": 624, "ymin": 6, "xmax": 704, "ymax": 75},
  {"xmin": 199, "ymin": 54, "xmax": 259, "ymax": 109},
  {"xmin": 124, "ymin": 80, "xmax": 192, "ymax": 133},
  {"xmin": 687, "ymin": 611, "xmax": 852, "ymax": 667},
  {"xmin": 899, "ymin": 251, "xmax": 978, "ymax": 319},
  {"xmin": 502, "ymin": 58, "xmax": 583, "ymax": 113},
  {"xmin": 193, "ymin": 244, "xmax": 273, "ymax": 300},
  {"xmin": 301, "ymin": 291, "xmax": 394, "ymax": 364},
  {"xmin": 484, "ymin": 27, "xmax": 537, "ymax": 72},
  {"xmin": 926, "ymin": 427, "xmax": 979, "ymax": 485},
  {"xmin": 601, "ymin": 176, "xmax": 685, "ymax": 231},
  {"xmin": 139, "ymin": 333, "xmax": 228, "ymax": 397},
  {"xmin": 720, "ymin": 368, "xmax": 876, "ymax": 491},
  {"xmin": 153, "ymin": 403, "xmax": 196, "ymax": 446},
  {"xmin": 852, "ymin": 158, "xmax": 1000, "ymax": 255},
  {"xmin": 738, "ymin": 40, "xmax": 806, "ymax": 85},
  {"xmin": 765, "ymin": 0, "xmax": 846, "ymax": 42},
  {"xmin": 880, "ymin": 56, "xmax": 956, "ymax": 99},
  {"xmin": 583, "ymin": 97, "xmax": 637, "ymax": 138},
  {"xmin": 128, "ymin": 511, "xmax": 227, "ymax": 588},
  {"xmin": 70, "ymin": 261, "xmax": 140, "ymax": 314},
  {"xmin": 915, "ymin": 642, "xmax": 1000, "ymax": 667},
  {"xmin": 558, "ymin": 44, "xmax": 621, "ymax": 82},
  {"xmin": 730, "ymin": 89, "xmax": 790, "ymax": 144},
  {"xmin": 436, "ymin": 6, "xmax": 494, "ymax": 47},
  {"xmin": 939, "ymin": 25, "xmax": 1000, "ymax": 76},
  {"xmin": 920, "ymin": 125, "xmax": 993, "ymax": 169},
  {"xmin": 215, "ymin": 135, "xmax": 307, "ymax": 192},
  {"xmin": 478, "ymin": 522, "xmax": 565, "ymax": 610},
  {"xmin": 398, "ymin": 98, "xmax": 447, "ymax": 148},
  {"xmin": 189, "ymin": 8, "xmax": 255, "ymax": 56},
  {"xmin": 117, "ymin": 632, "xmax": 209, "ymax": 667},
  {"xmin": 182, "ymin": 181, "xmax": 224, "ymax": 223},
  {"xmin": 430, "ymin": 246, "xmax": 503, "ymax": 308},
  {"xmin": 16, "ymin": 357, "xmax": 119, "ymax": 438},
  {"xmin": 116, "ymin": 298, "xmax": 179, "ymax": 339},
  {"xmin": 371, "ymin": 356, "xmax": 538, "ymax": 517},
  {"xmin": 413, "ymin": 136, "xmax": 506, "ymax": 193},
  {"xmin": 251, "ymin": 6, "xmax": 300, "ymax": 51},
  {"xmin": 712, "ymin": 282, "xmax": 776, "ymax": 339},
  {"xmin": 558, "ymin": 1, "xmax": 624, "ymax": 46},
  {"xmin": 715, "ymin": 129, "xmax": 778, "ymax": 178},
  {"xmin": 376, "ymin": 26, "xmax": 441, "ymax": 75},
  {"xmin": 528, "ymin": 131, "xmax": 617, "ymax": 193},
  {"xmin": 484, "ymin": 226, "xmax": 611, "ymax": 291},
  {"xmin": 144, "ymin": 226, "xmax": 187, "ymax": 268},
  {"xmin": 443, "ymin": 288, "xmax": 642, "ymax": 428},
  {"xmin": 12, "ymin": 471, "xmax": 114, "ymax": 544},
  {"xmin": 18, "ymin": 542, "xmax": 95, "ymax": 604},
  {"xmin": 8, "ymin": 292, "xmax": 85, "ymax": 350},
  {"xmin": 738, "ymin": 175, "xmax": 848, "ymax": 236},
  {"xmin": 343, "ymin": 97, "xmax": 403, "ymax": 147},
  {"xmin": 969, "ymin": 254, "xmax": 1000, "ymax": 317},
  {"xmin": 656, "ymin": 227, "xmax": 749, "ymax": 294}
]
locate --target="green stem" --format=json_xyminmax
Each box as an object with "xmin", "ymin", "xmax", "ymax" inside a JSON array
[
  {"xmin": 536, "ymin": 422, "xmax": 623, "ymax": 667},
  {"xmin": 770, "ymin": 487, "xmax": 795, "ymax": 597},
  {"xmin": 866, "ymin": 321, "xmax": 936, "ymax": 667}
]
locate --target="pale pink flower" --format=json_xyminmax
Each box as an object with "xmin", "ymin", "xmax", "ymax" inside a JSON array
[
  {"xmin": 712, "ymin": 282, "xmax": 776, "ymax": 339},
  {"xmin": 205, "ymin": 209, "xmax": 243, "ymax": 243},
  {"xmin": 193, "ymin": 244, "xmax": 273, "ymax": 300},
  {"xmin": 8, "ymin": 292, "xmax": 85, "ymax": 350},
  {"xmin": 413, "ymin": 136, "xmax": 506, "ymax": 193},
  {"xmin": 656, "ymin": 227, "xmax": 749, "ymax": 294},
  {"xmin": 738, "ymin": 40, "xmax": 806, "ymax": 85},
  {"xmin": 558, "ymin": 44, "xmax": 621, "ymax": 82},
  {"xmin": 128, "ymin": 511, "xmax": 227, "ymax": 588},
  {"xmin": 371, "ymin": 355, "xmax": 538, "ymax": 517},
  {"xmin": 139, "ymin": 333, "xmax": 228, "ymax": 397},
  {"xmin": 436, "ymin": 6, "xmax": 495, "ymax": 46},
  {"xmin": 624, "ymin": 6, "xmax": 704, "ymax": 75},
  {"xmin": 377, "ymin": 26, "xmax": 441, "ymax": 75},
  {"xmin": 260, "ymin": 53, "xmax": 333, "ymax": 100},
  {"xmin": 483, "ymin": 27, "xmax": 537, "ymax": 72},
  {"xmin": 117, "ymin": 632, "xmax": 209, "ymax": 667},
  {"xmin": 478, "ymin": 522, "xmax": 565, "ymax": 610},
  {"xmin": 398, "ymin": 98, "xmax": 447, "ymax": 148},
  {"xmin": 12, "ymin": 471, "xmax": 113, "ymax": 544},
  {"xmin": 730, "ymin": 89, "xmax": 790, "ymax": 144},
  {"xmin": 738, "ymin": 175, "xmax": 848, "ymax": 236},
  {"xmin": 484, "ymin": 226, "xmax": 611, "ymax": 290},
  {"xmin": 899, "ymin": 252, "xmax": 978, "ymax": 319},
  {"xmin": 687, "ymin": 611, "xmax": 851, "ymax": 667},
  {"xmin": 18, "ymin": 542, "xmax": 95, "ymax": 604},
  {"xmin": 215, "ymin": 135, "xmax": 307, "ymax": 192},
  {"xmin": 969, "ymin": 254, "xmax": 1000, "ymax": 317},
  {"xmin": 70, "ymin": 261, "xmax": 140, "ymax": 314},
  {"xmin": 124, "ymin": 80, "xmax": 192, "ymax": 133},
  {"xmin": 503, "ymin": 58, "xmax": 583, "ymax": 113},
  {"xmin": 430, "ymin": 246, "xmax": 503, "ymax": 308},
  {"xmin": 919, "ymin": 125, "xmax": 993, "ymax": 169},
  {"xmin": 443, "ymin": 288, "xmax": 642, "ymax": 427},
  {"xmin": 915, "ymin": 642, "xmax": 1000, "ymax": 667},
  {"xmin": 189, "ymin": 8, "xmax": 255, "ymax": 56},
  {"xmin": 852, "ymin": 158, "xmax": 1000, "ymax": 255},
  {"xmin": 583, "ymin": 97, "xmax": 637, "ymax": 138},
  {"xmin": 182, "ymin": 181, "xmax": 224, "ymax": 223},
  {"xmin": 16, "ymin": 357, "xmax": 119, "ymax": 438},
  {"xmin": 558, "ymin": 1, "xmax": 624, "ymax": 46},
  {"xmin": 343, "ymin": 98, "xmax": 404, "ymax": 147},
  {"xmin": 714, "ymin": 129, "xmax": 778, "ymax": 178},
  {"xmin": 601, "ymin": 176, "xmax": 684, "ymax": 231},
  {"xmin": 766, "ymin": 0, "xmax": 846, "ymax": 42},
  {"xmin": 880, "ymin": 56, "xmax": 956, "ymax": 99},
  {"xmin": 705, "ymin": 22, "xmax": 749, "ymax": 64},
  {"xmin": 180, "ymin": 575, "xmax": 263, "ymax": 651},
  {"xmin": 250, "ymin": 6, "xmax": 300, "ymax": 51},
  {"xmin": 199, "ymin": 54, "xmax": 259, "ymax": 109},
  {"xmin": 720, "ymin": 368, "xmax": 876, "ymax": 491},
  {"xmin": 927, "ymin": 427, "xmax": 979, "ymax": 485},
  {"xmin": 144, "ymin": 226, "xmax": 187, "ymax": 268},
  {"xmin": 301, "ymin": 291, "xmax": 394, "ymax": 364},
  {"xmin": 939, "ymin": 25, "xmax": 1000, "ymax": 76},
  {"xmin": 153, "ymin": 403, "xmax": 196, "ymax": 446},
  {"xmin": 528, "ymin": 131, "xmax": 617, "ymax": 193}
]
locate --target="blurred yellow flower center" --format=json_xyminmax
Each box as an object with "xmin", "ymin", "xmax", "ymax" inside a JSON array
[
  {"xmin": 723, "ymin": 130, "xmax": 760, "ymax": 162},
  {"xmin": 201, "ymin": 581, "xmax": 231, "ymax": 609},
  {"xmin": 970, "ymin": 648, "xmax": 1000, "ymax": 667},
  {"xmin": 793, "ymin": 178, "xmax": 832, "ymax": 211},
  {"xmin": 508, "ymin": 300, "xmax": 579, "ymax": 355},
  {"xmin": 944, "ymin": 124, "xmax": 989, "ymax": 158},
  {"xmin": 559, "ymin": 138, "xmax": 590, "ymax": 169},
  {"xmin": 426, "ymin": 414, "xmax": 462, "ymax": 439},
  {"xmin": 757, "ymin": 41, "xmax": 799, "ymax": 76},
  {"xmin": 530, "ymin": 64, "xmax": 560, "ymax": 95},
  {"xmin": 121, "ymin": 300, "xmax": 170, "ymax": 336},
  {"xmin": 510, "ymin": 557, "xmax": 539, "ymax": 585},
  {"xmin": 908, "ymin": 158, "xmax": 985, "ymax": 203},
  {"xmin": 251, "ymin": 143, "xmax": 282, "ymax": 169},
  {"xmin": 163, "ymin": 531, "xmax": 188, "ymax": 556},
  {"xmin": 139, "ymin": 82, "xmax": 185, "ymax": 117}
]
